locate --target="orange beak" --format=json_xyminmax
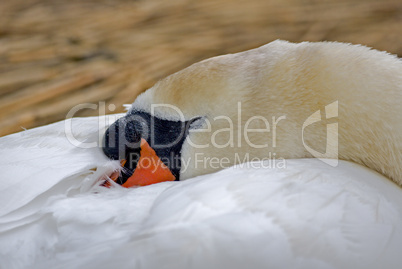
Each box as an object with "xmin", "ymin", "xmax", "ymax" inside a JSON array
[{"xmin": 107, "ymin": 139, "xmax": 176, "ymax": 188}]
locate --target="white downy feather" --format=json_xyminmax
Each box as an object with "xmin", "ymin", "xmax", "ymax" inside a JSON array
[{"xmin": 1, "ymin": 116, "xmax": 402, "ymax": 269}]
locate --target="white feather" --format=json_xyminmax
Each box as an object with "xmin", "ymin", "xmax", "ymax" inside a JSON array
[{"xmin": 1, "ymin": 116, "xmax": 402, "ymax": 269}]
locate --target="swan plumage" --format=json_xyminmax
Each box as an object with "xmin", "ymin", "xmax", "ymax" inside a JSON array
[
  {"xmin": 127, "ymin": 40, "xmax": 402, "ymax": 183},
  {"xmin": 1, "ymin": 115, "xmax": 402, "ymax": 269}
]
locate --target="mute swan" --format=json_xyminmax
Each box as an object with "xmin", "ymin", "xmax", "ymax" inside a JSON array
[{"xmin": 0, "ymin": 40, "xmax": 401, "ymax": 269}]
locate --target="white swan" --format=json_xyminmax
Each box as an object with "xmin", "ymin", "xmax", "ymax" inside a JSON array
[
  {"xmin": 0, "ymin": 40, "xmax": 401, "ymax": 269},
  {"xmin": 103, "ymin": 40, "xmax": 401, "ymax": 186}
]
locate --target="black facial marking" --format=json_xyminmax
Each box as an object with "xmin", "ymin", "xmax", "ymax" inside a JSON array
[
  {"xmin": 102, "ymin": 117, "xmax": 141, "ymax": 160},
  {"xmin": 102, "ymin": 111, "xmax": 200, "ymax": 184}
]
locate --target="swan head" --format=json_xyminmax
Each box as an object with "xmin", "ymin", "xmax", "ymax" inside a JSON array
[{"xmin": 102, "ymin": 110, "xmax": 203, "ymax": 187}]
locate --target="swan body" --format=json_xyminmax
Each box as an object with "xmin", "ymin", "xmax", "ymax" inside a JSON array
[{"xmin": 1, "ymin": 115, "xmax": 402, "ymax": 269}]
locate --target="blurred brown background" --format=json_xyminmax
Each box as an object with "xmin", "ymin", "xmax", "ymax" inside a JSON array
[{"xmin": 0, "ymin": 0, "xmax": 401, "ymax": 136}]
